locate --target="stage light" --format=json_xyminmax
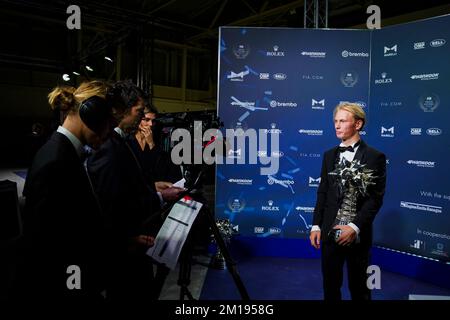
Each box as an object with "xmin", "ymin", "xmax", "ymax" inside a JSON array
[
  {"xmin": 72, "ymin": 71, "xmax": 80, "ymax": 75},
  {"xmin": 85, "ymin": 65, "xmax": 94, "ymax": 71},
  {"xmin": 104, "ymin": 56, "xmax": 113, "ymax": 62},
  {"xmin": 62, "ymin": 73, "xmax": 71, "ymax": 81}
]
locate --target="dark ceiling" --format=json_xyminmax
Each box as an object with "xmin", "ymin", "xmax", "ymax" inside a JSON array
[{"xmin": 1, "ymin": 0, "xmax": 450, "ymax": 75}]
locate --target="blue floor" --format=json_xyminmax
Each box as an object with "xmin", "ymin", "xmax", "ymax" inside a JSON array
[{"xmin": 200, "ymin": 256, "xmax": 450, "ymax": 300}]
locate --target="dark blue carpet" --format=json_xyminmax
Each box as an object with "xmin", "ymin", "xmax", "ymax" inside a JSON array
[{"xmin": 200, "ymin": 256, "xmax": 450, "ymax": 300}]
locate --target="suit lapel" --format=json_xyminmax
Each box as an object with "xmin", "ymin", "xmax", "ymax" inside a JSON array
[{"xmin": 354, "ymin": 139, "xmax": 367, "ymax": 163}]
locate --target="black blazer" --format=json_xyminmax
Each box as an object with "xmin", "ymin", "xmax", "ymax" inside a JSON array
[
  {"xmin": 126, "ymin": 135, "xmax": 182, "ymax": 184},
  {"xmin": 313, "ymin": 140, "xmax": 386, "ymax": 246},
  {"xmin": 16, "ymin": 132, "xmax": 108, "ymax": 300},
  {"xmin": 87, "ymin": 131, "xmax": 161, "ymax": 242}
]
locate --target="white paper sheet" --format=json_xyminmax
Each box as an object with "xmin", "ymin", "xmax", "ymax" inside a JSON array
[{"xmin": 146, "ymin": 197, "xmax": 202, "ymax": 270}]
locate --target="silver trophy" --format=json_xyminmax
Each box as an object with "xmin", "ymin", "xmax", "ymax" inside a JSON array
[{"xmin": 328, "ymin": 159, "xmax": 376, "ymax": 243}]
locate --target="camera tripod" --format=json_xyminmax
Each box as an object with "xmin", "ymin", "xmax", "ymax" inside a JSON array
[
  {"xmin": 175, "ymin": 198, "xmax": 250, "ymax": 301},
  {"xmin": 144, "ymin": 169, "xmax": 250, "ymax": 301}
]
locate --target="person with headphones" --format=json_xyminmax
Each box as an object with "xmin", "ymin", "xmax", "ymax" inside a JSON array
[{"xmin": 12, "ymin": 80, "xmax": 114, "ymax": 303}]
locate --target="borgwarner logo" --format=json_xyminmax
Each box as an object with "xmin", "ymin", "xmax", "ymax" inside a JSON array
[
  {"xmin": 266, "ymin": 45, "xmax": 285, "ymax": 57},
  {"xmin": 298, "ymin": 129, "xmax": 323, "ymax": 136},
  {"xmin": 407, "ymin": 160, "xmax": 436, "ymax": 168},
  {"xmin": 312, "ymin": 99, "xmax": 325, "ymax": 110},
  {"xmin": 400, "ymin": 201, "xmax": 442, "ymax": 213},
  {"xmin": 228, "ymin": 178, "xmax": 253, "ymax": 186},
  {"xmin": 341, "ymin": 50, "xmax": 369, "ymax": 58},
  {"xmin": 427, "ymin": 128, "xmax": 442, "ymax": 136},
  {"xmin": 309, "ymin": 177, "xmax": 321, "ymax": 187},
  {"xmin": 430, "ymin": 39, "xmax": 446, "ymax": 47},
  {"xmin": 381, "ymin": 126, "xmax": 394, "ymax": 137},
  {"xmin": 300, "ymin": 51, "xmax": 326, "ymax": 58},
  {"xmin": 374, "ymin": 72, "xmax": 393, "ymax": 84},
  {"xmin": 384, "ymin": 45, "xmax": 398, "ymax": 56},
  {"xmin": 269, "ymin": 100, "xmax": 298, "ymax": 108},
  {"xmin": 262, "ymin": 200, "xmax": 280, "ymax": 212},
  {"xmin": 410, "ymin": 73, "xmax": 439, "ymax": 81}
]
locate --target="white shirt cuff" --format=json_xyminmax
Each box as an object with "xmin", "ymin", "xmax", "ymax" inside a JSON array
[
  {"xmin": 348, "ymin": 223, "xmax": 360, "ymax": 235},
  {"xmin": 311, "ymin": 225, "xmax": 321, "ymax": 232}
]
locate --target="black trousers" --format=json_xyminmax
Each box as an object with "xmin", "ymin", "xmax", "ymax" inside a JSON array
[{"xmin": 321, "ymin": 241, "xmax": 371, "ymax": 300}]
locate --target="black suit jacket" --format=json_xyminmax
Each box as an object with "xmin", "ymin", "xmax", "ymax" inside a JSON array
[
  {"xmin": 313, "ymin": 140, "xmax": 386, "ymax": 246},
  {"xmin": 16, "ymin": 132, "xmax": 108, "ymax": 300},
  {"xmin": 126, "ymin": 135, "xmax": 182, "ymax": 184},
  {"xmin": 87, "ymin": 131, "xmax": 161, "ymax": 243}
]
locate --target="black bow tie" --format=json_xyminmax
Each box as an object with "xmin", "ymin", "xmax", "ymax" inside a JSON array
[
  {"xmin": 338, "ymin": 140, "xmax": 361, "ymax": 153},
  {"xmin": 338, "ymin": 145, "xmax": 354, "ymax": 153}
]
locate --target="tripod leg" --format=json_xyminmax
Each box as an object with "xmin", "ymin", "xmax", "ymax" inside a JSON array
[{"xmin": 206, "ymin": 206, "xmax": 250, "ymax": 300}]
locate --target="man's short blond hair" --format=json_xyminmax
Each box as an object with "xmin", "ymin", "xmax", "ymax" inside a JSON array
[{"xmin": 333, "ymin": 102, "xmax": 366, "ymax": 130}]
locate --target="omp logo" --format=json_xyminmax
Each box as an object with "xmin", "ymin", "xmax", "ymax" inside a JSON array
[
  {"xmin": 381, "ymin": 126, "xmax": 394, "ymax": 137},
  {"xmin": 273, "ymin": 73, "xmax": 287, "ymax": 80},
  {"xmin": 266, "ymin": 45, "xmax": 285, "ymax": 57},
  {"xmin": 400, "ymin": 201, "xmax": 442, "ymax": 213},
  {"xmin": 312, "ymin": 99, "xmax": 325, "ymax": 110},
  {"xmin": 259, "ymin": 73, "xmax": 270, "ymax": 79},
  {"xmin": 341, "ymin": 50, "xmax": 369, "ymax": 58},
  {"xmin": 414, "ymin": 42, "xmax": 425, "ymax": 50},
  {"xmin": 227, "ymin": 68, "xmax": 250, "ymax": 81},
  {"xmin": 298, "ymin": 129, "xmax": 323, "ymax": 136},
  {"xmin": 407, "ymin": 160, "xmax": 435, "ymax": 168},
  {"xmin": 430, "ymin": 39, "xmax": 446, "ymax": 47},
  {"xmin": 300, "ymin": 51, "xmax": 326, "ymax": 58},
  {"xmin": 384, "ymin": 45, "xmax": 397, "ymax": 56},
  {"xmin": 309, "ymin": 177, "xmax": 321, "ymax": 187},
  {"xmin": 410, "ymin": 73, "xmax": 439, "ymax": 81},
  {"xmin": 410, "ymin": 128, "xmax": 422, "ymax": 135},
  {"xmin": 254, "ymin": 227, "xmax": 265, "ymax": 234},
  {"xmin": 426, "ymin": 128, "xmax": 442, "ymax": 136}
]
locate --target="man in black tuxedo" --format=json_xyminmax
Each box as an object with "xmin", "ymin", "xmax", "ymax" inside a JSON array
[
  {"xmin": 13, "ymin": 82, "xmax": 112, "ymax": 302},
  {"xmin": 310, "ymin": 102, "xmax": 386, "ymax": 300},
  {"xmin": 87, "ymin": 80, "xmax": 184, "ymax": 301}
]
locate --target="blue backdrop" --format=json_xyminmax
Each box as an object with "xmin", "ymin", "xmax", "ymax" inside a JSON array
[{"xmin": 216, "ymin": 15, "xmax": 450, "ymax": 263}]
